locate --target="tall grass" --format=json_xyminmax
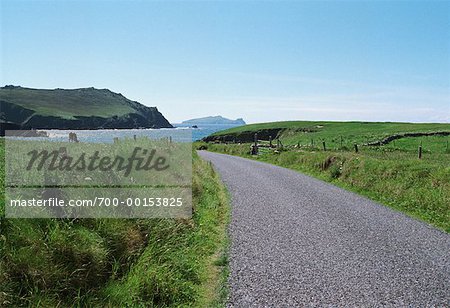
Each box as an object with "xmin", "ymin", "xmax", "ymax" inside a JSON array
[{"xmin": 0, "ymin": 138, "xmax": 230, "ymax": 307}]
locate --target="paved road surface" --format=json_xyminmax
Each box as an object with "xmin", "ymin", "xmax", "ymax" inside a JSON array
[{"xmin": 198, "ymin": 151, "xmax": 450, "ymax": 307}]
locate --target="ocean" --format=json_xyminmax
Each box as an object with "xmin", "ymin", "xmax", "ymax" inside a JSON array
[{"xmin": 7, "ymin": 124, "xmax": 241, "ymax": 143}]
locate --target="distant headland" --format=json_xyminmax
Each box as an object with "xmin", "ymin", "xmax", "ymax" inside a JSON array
[
  {"xmin": 0, "ymin": 86, "xmax": 172, "ymax": 135},
  {"xmin": 182, "ymin": 116, "xmax": 246, "ymax": 126}
]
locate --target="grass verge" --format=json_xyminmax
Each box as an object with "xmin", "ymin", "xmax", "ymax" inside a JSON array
[{"xmin": 0, "ymin": 138, "xmax": 230, "ymax": 307}]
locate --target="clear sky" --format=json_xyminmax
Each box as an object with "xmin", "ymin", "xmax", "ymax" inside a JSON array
[{"xmin": 1, "ymin": 0, "xmax": 449, "ymax": 123}]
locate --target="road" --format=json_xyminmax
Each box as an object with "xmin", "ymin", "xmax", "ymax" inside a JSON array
[{"xmin": 198, "ymin": 151, "xmax": 450, "ymax": 307}]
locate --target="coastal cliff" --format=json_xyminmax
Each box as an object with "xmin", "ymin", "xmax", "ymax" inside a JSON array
[{"xmin": 0, "ymin": 86, "xmax": 172, "ymax": 134}]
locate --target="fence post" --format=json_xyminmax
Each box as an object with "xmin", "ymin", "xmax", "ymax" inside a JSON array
[
  {"xmin": 277, "ymin": 138, "xmax": 280, "ymax": 149},
  {"xmin": 354, "ymin": 144, "xmax": 358, "ymax": 153},
  {"xmin": 311, "ymin": 138, "xmax": 314, "ymax": 148},
  {"xmin": 418, "ymin": 146, "xmax": 422, "ymax": 159},
  {"xmin": 269, "ymin": 136, "xmax": 272, "ymax": 148},
  {"xmin": 250, "ymin": 133, "xmax": 258, "ymax": 155},
  {"xmin": 322, "ymin": 141, "xmax": 326, "ymax": 151}
]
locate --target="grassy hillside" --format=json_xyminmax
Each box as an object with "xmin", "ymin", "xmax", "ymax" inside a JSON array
[
  {"xmin": 200, "ymin": 121, "xmax": 450, "ymax": 232},
  {"xmin": 0, "ymin": 86, "xmax": 172, "ymax": 130},
  {"xmin": 0, "ymin": 139, "xmax": 230, "ymax": 307},
  {"xmin": 208, "ymin": 121, "xmax": 450, "ymax": 147},
  {"xmin": 1, "ymin": 86, "xmax": 137, "ymax": 119}
]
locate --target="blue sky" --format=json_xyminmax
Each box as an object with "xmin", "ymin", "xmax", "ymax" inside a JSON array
[{"xmin": 1, "ymin": 1, "xmax": 449, "ymax": 123}]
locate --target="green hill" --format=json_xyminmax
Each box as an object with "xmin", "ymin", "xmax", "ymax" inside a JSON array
[
  {"xmin": 204, "ymin": 121, "xmax": 450, "ymax": 147},
  {"xmin": 0, "ymin": 85, "xmax": 172, "ymax": 132}
]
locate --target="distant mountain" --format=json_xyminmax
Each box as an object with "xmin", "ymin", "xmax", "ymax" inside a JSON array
[
  {"xmin": 182, "ymin": 116, "xmax": 246, "ymax": 125},
  {"xmin": 0, "ymin": 86, "xmax": 172, "ymax": 134}
]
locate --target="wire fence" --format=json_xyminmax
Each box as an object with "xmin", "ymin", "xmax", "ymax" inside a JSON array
[{"xmin": 239, "ymin": 133, "xmax": 450, "ymax": 158}]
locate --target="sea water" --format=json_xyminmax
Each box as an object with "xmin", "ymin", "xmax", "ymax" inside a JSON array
[{"xmin": 7, "ymin": 124, "xmax": 241, "ymax": 143}]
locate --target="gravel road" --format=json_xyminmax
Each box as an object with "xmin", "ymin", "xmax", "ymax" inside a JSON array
[{"xmin": 198, "ymin": 151, "xmax": 450, "ymax": 307}]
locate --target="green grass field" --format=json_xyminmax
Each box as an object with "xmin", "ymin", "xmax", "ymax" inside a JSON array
[
  {"xmin": 0, "ymin": 139, "xmax": 230, "ymax": 307},
  {"xmin": 201, "ymin": 121, "xmax": 450, "ymax": 232},
  {"xmin": 0, "ymin": 87, "xmax": 136, "ymax": 119},
  {"xmin": 211, "ymin": 121, "xmax": 450, "ymax": 149}
]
